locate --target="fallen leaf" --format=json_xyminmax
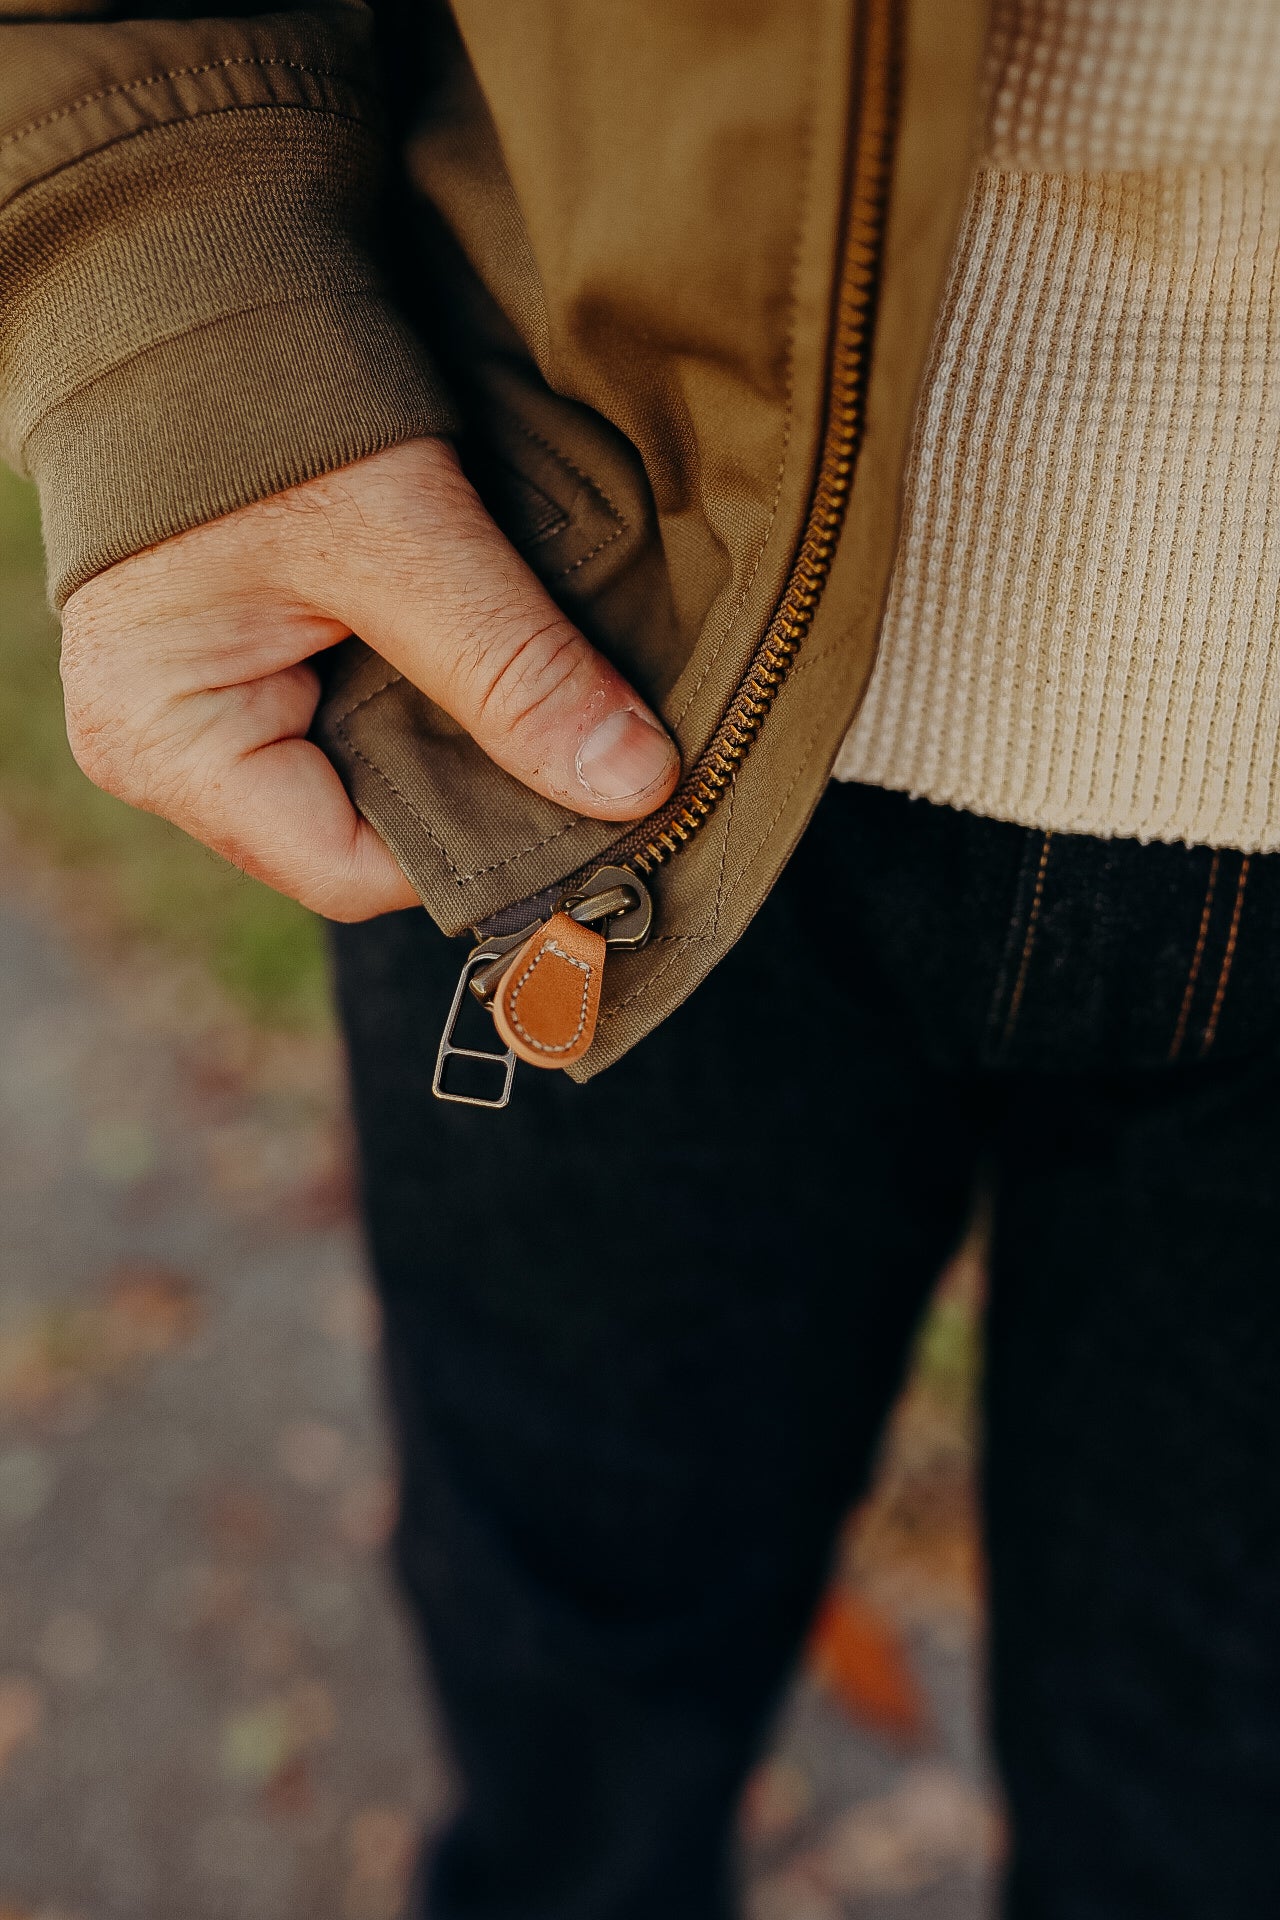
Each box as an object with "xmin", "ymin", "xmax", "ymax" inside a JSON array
[
  {"xmin": 0, "ymin": 1268, "xmax": 202, "ymax": 1419},
  {"xmin": 102, "ymin": 1263, "xmax": 203, "ymax": 1357},
  {"xmin": 0, "ymin": 1676, "xmax": 44, "ymax": 1772},
  {"xmin": 805, "ymin": 1587, "xmax": 927, "ymax": 1742}
]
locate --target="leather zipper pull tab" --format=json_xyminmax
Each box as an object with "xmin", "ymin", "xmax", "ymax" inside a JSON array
[{"xmin": 490, "ymin": 910, "xmax": 606, "ymax": 1070}]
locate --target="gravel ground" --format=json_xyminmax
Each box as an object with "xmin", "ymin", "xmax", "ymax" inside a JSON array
[{"xmin": 0, "ymin": 850, "xmax": 998, "ymax": 1920}]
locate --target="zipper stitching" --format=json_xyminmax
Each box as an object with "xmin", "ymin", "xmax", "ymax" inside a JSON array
[
  {"xmin": 472, "ymin": 0, "xmax": 900, "ymax": 941},
  {"xmin": 586, "ymin": 0, "xmax": 899, "ymax": 886}
]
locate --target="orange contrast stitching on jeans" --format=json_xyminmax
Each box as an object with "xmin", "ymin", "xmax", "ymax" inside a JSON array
[
  {"xmin": 999, "ymin": 832, "xmax": 1053, "ymax": 1051},
  {"xmin": 1169, "ymin": 850, "xmax": 1220, "ymax": 1062},
  {"xmin": 1199, "ymin": 854, "xmax": 1251, "ymax": 1058}
]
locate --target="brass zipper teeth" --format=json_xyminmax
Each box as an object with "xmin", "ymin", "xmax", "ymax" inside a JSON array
[{"xmin": 607, "ymin": 0, "xmax": 901, "ymax": 881}]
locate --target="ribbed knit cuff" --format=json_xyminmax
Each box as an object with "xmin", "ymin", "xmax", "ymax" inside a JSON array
[
  {"xmin": 1, "ymin": 99, "xmax": 456, "ymax": 605},
  {"xmin": 29, "ymin": 292, "xmax": 454, "ymax": 606}
]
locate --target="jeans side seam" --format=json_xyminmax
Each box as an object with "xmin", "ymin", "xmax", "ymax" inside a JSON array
[
  {"xmin": 1168, "ymin": 850, "xmax": 1221, "ymax": 1063},
  {"xmin": 986, "ymin": 830, "xmax": 1053, "ymax": 1060},
  {"xmin": 1199, "ymin": 853, "xmax": 1252, "ymax": 1058}
]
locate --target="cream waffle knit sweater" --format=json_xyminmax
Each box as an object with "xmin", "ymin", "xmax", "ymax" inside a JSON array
[{"xmin": 835, "ymin": 0, "xmax": 1280, "ymax": 851}]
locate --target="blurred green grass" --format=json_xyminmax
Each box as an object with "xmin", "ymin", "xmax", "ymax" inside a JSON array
[{"xmin": 0, "ymin": 465, "xmax": 329, "ymax": 1028}]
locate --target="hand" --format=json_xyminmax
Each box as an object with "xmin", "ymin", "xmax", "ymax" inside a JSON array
[{"xmin": 59, "ymin": 439, "xmax": 680, "ymax": 920}]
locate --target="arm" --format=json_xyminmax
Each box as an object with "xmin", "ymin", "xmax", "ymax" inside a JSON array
[{"xmin": 2, "ymin": 6, "xmax": 676, "ymax": 918}]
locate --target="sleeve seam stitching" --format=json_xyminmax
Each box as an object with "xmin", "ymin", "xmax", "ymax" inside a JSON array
[{"xmin": 1, "ymin": 56, "xmax": 357, "ymax": 155}]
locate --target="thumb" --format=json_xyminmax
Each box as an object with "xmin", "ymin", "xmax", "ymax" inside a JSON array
[{"xmin": 317, "ymin": 443, "xmax": 681, "ymax": 823}]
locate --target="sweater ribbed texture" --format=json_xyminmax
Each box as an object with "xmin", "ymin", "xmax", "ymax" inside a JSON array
[{"xmin": 835, "ymin": 0, "xmax": 1280, "ymax": 852}]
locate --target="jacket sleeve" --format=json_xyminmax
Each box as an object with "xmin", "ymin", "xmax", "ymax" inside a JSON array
[{"xmin": 0, "ymin": 3, "xmax": 456, "ymax": 606}]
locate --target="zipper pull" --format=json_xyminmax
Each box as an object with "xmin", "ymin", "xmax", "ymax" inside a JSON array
[
  {"xmin": 491, "ymin": 910, "xmax": 607, "ymax": 1069},
  {"xmin": 432, "ymin": 867, "xmax": 651, "ymax": 1108},
  {"xmin": 430, "ymin": 931, "xmax": 525, "ymax": 1110}
]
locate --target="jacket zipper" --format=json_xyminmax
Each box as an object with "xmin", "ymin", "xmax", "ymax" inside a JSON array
[{"xmin": 434, "ymin": 0, "xmax": 900, "ymax": 1107}]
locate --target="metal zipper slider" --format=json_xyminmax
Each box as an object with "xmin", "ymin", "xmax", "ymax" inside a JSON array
[{"xmin": 432, "ymin": 867, "xmax": 652, "ymax": 1108}]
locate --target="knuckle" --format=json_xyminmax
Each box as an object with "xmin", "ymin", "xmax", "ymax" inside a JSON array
[
  {"xmin": 68, "ymin": 716, "xmax": 154, "ymax": 806},
  {"xmin": 64, "ymin": 710, "xmax": 120, "ymax": 792},
  {"xmin": 61, "ymin": 675, "xmax": 180, "ymax": 812},
  {"xmin": 469, "ymin": 615, "xmax": 589, "ymax": 739},
  {"xmin": 62, "ymin": 696, "xmax": 129, "ymax": 799},
  {"xmin": 59, "ymin": 586, "xmax": 224, "ymax": 818},
  {"xmin": 60, "ymin": 618, "xmax": 130, "ymax": 793}
]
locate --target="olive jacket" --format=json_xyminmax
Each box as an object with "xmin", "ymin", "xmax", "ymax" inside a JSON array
[{"xmin": 0, "ymin": 2, "xmax": 988, "ymax": 1077}]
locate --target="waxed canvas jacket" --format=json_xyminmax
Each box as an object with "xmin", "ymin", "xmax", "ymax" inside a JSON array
[{"xmin": 0, "ymin": 1, "xmax": 988, "ymax": 1078}]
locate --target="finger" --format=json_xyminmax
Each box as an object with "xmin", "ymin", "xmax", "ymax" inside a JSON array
[
  {"xmin": 181, "ymin": 732, "xmax": 422, "ymax": 922},
  {"xmin": 321, "ymin": 453, "xmax": 681, "ymax": 822},
  {"xmin": 65, "ymin": 651, "xmax": 420, "ymax": 922}
]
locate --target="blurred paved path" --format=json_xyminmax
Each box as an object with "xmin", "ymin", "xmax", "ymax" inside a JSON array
[{"xmin": 0, "ymin": 869, "xmax": 996, "ymax": 1920}]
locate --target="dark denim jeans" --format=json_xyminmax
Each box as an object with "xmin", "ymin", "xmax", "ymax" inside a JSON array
[{"xmin": 332, "ymin": 782, "xmax": 1280, "ymax": 1920}]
